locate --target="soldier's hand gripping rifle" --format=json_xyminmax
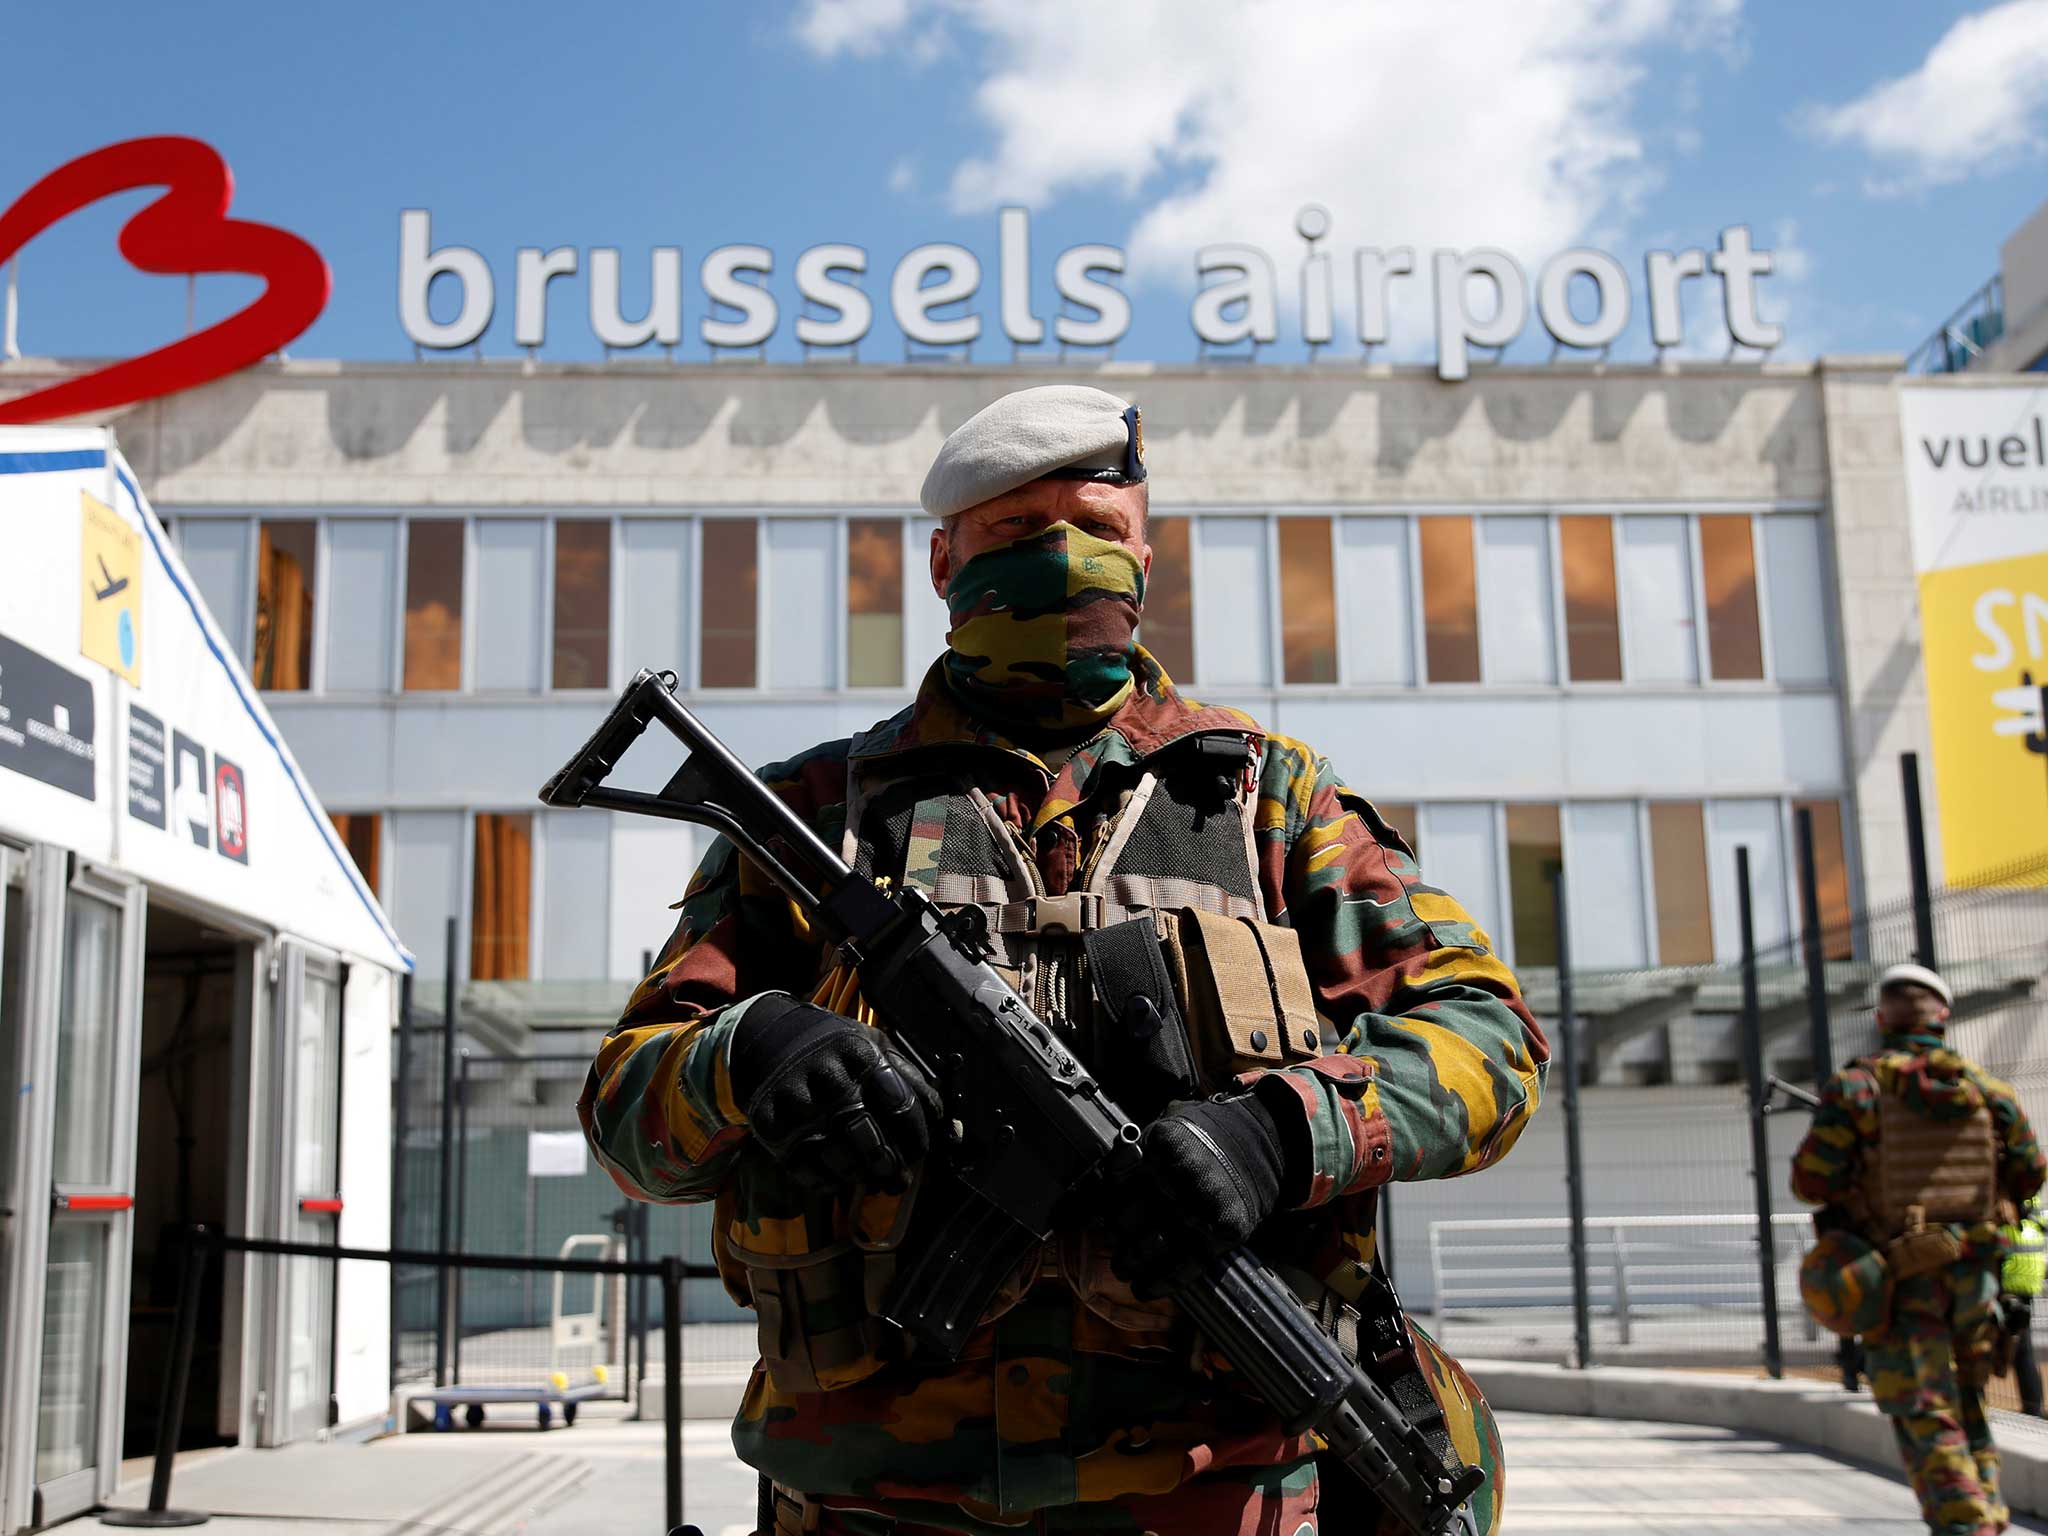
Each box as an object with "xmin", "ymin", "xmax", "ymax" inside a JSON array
[{"xmin": 543, "ymin": 669, "xmax": 1484, "ymax": 1536}]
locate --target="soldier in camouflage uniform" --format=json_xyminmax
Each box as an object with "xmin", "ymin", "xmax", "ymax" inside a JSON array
[
  {"xmin": 580, "ymin": 385, "xmax": 1546, "ymax": 1534},
  {"xmin": 1793, "ymin": 963, "xmax": 2045, "ymax": 1536}
]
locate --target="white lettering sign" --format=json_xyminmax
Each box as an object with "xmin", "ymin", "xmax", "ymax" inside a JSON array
[{"xmin": 395, "ymin": 207, "xmax": 1783, "ymax": 381}]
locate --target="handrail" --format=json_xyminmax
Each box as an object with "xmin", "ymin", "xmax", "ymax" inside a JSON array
[{"xmin": 1428, "ymin": 1213, "xmax": 1815, "ymax": 1353}]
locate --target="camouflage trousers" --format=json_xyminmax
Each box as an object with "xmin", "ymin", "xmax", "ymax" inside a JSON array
[
  {"xmin": 1865, "ymin": 1266, "xmax": 2008, "ymax": 1536},
  {"xmin": 784, "ymin": 1458, "xmax": 1320, "ymax": 1535}
]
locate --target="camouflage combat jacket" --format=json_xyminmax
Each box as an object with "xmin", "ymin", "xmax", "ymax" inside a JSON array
[
  {"xmin": 1792, "ymin": 1031, "xmax": 2046, "ymax": 1269},
  {"xmin": 579, "ymin": 649, "xmax": 1549, "ymax": 1519}
]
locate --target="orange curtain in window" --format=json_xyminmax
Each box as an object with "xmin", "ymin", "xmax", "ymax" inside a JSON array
[
  {"xmin": 1419, "ymin": 517, "xmax": 1480, "ymax": 683},
  {"xmin": 470, "ymin": 814, "xmax": 532, "ymax": 981},
  {"xmin": 255, "ymin": 521, "xmax": 316, "ymax": 690},
  {"xmin": 1140, "ymin": 517, "xmax": 1194, "ymax": 684}
]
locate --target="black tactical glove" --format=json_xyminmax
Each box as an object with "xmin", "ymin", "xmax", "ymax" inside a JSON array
[
  {"xmin": 1112, "ymin": 1081, "xmax": 1307, "ymax": 1295},
  {"xmin": 728, "ymin": 994, "xmax": 939, "ymax": 1192}
]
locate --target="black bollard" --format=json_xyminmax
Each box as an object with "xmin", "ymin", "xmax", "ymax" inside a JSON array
[
  {"xmin": 103, "ymin": 1228, "xmax": 210, "ymax": 1527},
  {"xmin": 1735, "ymin": 849, "xmax": 1784, "ymax": 1380},
  {"xmin": 1551, "ymin": 864, "xmax": 1594, "ymax": 1371},
  {"xmin": 662, "ymin": 1256, "xmax": 684, "ymax": 1536}
]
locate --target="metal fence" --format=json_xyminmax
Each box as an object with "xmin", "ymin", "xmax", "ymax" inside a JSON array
[
  {"xmin": 391, "ymin": 769, "xmax": 2047, "ymax": 1399},
  {"xmin": 391, "ymin": 926, "xmax": 754, "ymax": 1398},
  {"xmin": 1393, "ymin": 771, "xmax": 2048, "ymax": 1382}
]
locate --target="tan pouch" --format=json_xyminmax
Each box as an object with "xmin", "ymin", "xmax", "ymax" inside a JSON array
[
  {"xmin": 1885, "ymin": 1209, "xmax": 1964, "ymax": 1283},
  {"xmin": 1166, "ymin": 908, "xmax": 1321, "ymax": 1082}
]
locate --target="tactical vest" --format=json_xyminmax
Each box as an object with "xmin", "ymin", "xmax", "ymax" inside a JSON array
[
  {"xmin": 1863, "ymin": 1078, "xmax": 1999, "ymax": 1240},
  {"xmin": 724, "ymin": 727, "xmax": 1328, "ymax": 1393}
]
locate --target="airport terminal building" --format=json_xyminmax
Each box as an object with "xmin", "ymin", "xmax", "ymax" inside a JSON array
[{"xmin": 43, "ymin": 351, "xmax": 1941, "ymax": 1085}]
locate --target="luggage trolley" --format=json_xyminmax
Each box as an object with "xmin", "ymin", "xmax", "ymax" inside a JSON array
[{"xmin": 410, "ymin": 1233, "xmax": 626, "ymax": 1431}]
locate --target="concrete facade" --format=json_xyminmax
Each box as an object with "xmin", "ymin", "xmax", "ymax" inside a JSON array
[
  {"xmin": 0, "ymin": 356, "xmax": 1942, "ymax": 1079},
  {"xmin": 1816, "ymin": 359, "xmax": 1940, "ymax": 902}
]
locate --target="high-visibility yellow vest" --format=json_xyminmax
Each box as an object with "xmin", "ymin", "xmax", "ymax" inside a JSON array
[{"xmin": 2003, "ymin": 1211, "xmax": 2046, "ymax": 1297}]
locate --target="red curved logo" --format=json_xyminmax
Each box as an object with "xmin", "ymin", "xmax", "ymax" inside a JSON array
[{"xmin": 0, "ymin": 136, "xmax": 330, "ymax": 425}]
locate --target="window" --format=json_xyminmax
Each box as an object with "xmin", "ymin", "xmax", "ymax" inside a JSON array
[
  {"xmin": 330, "ymin": 813, "xmax": 380, "ymax": 896},
  {"xmin": 1564, "ymin": 802, "xmax": 1648, "ymax": 969},
  {"xmin": 181, "ymin": 519, "xmax": 252, "ymax": 662},
  {"xmin": 1762, "ymin": 515, "xmax": 1831, "ymax": 683},
  {"xmin": 1374, "ymin": 801, "xmax": 1419, "ymax": 864},
  {"xmin": 1795, "ymin": 798, "xmax": 1853, "ymax": 961},
  {"xmin": 1648, "ymin": 802, "xmax": 1712, "ymax": 964},
  {"xmin": 847, "ymin": 518, "xmax": 905, "ymax": 687},
  {"xmin": 1419, "ymin": 516, "xmax": 1479, "ymax": 683},
  {"xmin": 1706, "ymin": 799, "xmax": 1790, "ymax": 958},
  {"xmin": 474, "ymin": 520, "xmax": 545, "ymax": 690},
  {"xmin": 1476, "ymin": 518, "xmax": 1556, "ymax": 684},
  {"xmin": 905, "ymin": 519, "xmax": 952, "ymax": 679},
  {"xmin": 386, "ymin": 811, "xmax": 463, "ymax": 981},
  {"xmin": 1558, "ymin": 516, "xmax": 1623, "ymax": 682},
  {"xmin": 700, "ymin": 519, "xmax": 758, "ymax": 688},
  {"xmin": 552, "ymin": 521, "xmax": 611, "ymax": 689},
  {"xmin": 471, "ymin": 812, "xmax": 532, "ymax": 981},
  {"xmin": 1505, "ymin": 803, "xmax": 1563, "ymax": 966},
  {"xmin": 1617, "ymin": 515, "xmax": 1698, "ymax": 683},
  {"xmin": 1420, "ymin": 804, "xmax": 1503, "ymax": 941},
  {"xmin": 609, "ymin": 818, "xmax": 695, "ymax": 980},
  {"xmin": 621, "ymin": 519, "xmax": 692, "ymax": 677},
  {"xmin": 325, "ymin": 520, "xmax": 397, "ymax": 691},
  {"xmin": 1278, "ymin": 517, "xmax": 1338, "ymax": 684},
  {"xmin": 766, "ymin": 520, "xmax": 835, "ymax": 689},
  {"xmin": 1698, "ymin": 514, "xmax": 1763, "ymax": 680},
  {"xmin": 1193, "ymin": 518, "xmax": 1272, "ymax": 686},
  {"xmin": 1337, "ymin": 520, "xmax": 1412, "ymax": 685},
  {"xmin": 403, "ymin": 520, "xmax": 464, "ymax": 691},
  {"xmin": 1140, "ymin": 516, "xmax": 1194, "ymax": 683},
  {"xmin": 254, "ymin": 520, "xmax": 316, "ymax": 690},
  {"xmin": 541, "ymin": 810, "xmax": 610, "ymax": 981}
]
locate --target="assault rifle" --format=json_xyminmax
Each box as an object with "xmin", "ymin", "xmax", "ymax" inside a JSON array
[{"xmin": 542, "ymin": 669, "xmax": 1483, "ymax": 1536}]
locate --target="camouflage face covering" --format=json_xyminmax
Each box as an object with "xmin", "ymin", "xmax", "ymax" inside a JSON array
[{"xmin": 942, "ymin": 522, "xmax": 1145, "ymax": 733}]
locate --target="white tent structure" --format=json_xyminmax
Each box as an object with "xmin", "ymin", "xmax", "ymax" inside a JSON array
[{"xmin": 0, "ymin": 428, "xmax": 411, "ymax": 1533}]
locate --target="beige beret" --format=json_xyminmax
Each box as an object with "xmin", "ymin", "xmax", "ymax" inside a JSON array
[{"xmin": 920, "ymin": 385, "xmax": 1146, "ymax": 519}]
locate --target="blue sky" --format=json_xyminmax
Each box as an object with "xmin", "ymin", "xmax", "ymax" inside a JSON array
[{"xmin": 3, "ymin": 0, "xmax": 2044, "ymax": 370}]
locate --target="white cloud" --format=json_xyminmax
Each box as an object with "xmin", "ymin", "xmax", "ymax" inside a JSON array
[
  {"xmin": 888, "ymin": 157, "xmax": 916, "ymax": 194},
  {"xmin": 794, "ymin": 0, "xmax": 914, "ymax": 58},
  {"xmin": 791, "ymin": 0, "xmax": 1745, "ymax": 353},
  {"xmin": 1804, "ymin": 0, "xmax": 2048, "ymax": 191},
  {"xmin": 797, "ymin": 0, "xmax": 1736, "ymax": 259}
]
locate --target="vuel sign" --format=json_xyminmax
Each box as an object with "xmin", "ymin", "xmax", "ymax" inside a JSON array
[
  {"xmin": 1900, "ymin": 382, "xmax": 2048, "ymax": 880},
  {"xmin": 400, "ymin": 205, "xmax": 1784, "ymax": 381},
  {"xmin": 0, "ymin": 136, "xmax": 329, "ymax": 424}
]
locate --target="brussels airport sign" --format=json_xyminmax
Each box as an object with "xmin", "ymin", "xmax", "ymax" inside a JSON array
[
  {"xmin": 0, "ymin": 135, "xmax": 1786, "ymax": 422},
  {"xmin": 400, "ymin": 206, "xmax": 1784, "ymax": 382}
]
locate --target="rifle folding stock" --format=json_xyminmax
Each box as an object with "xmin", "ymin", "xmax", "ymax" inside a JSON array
[{"xmin": 542, "ymin": 669, "xmax": 1483, "ymax": 1535}]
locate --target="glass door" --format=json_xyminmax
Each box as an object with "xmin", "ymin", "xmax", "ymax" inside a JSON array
[
  {"xmin": 33, "ymin": 864, "xmax": 144, "ymax": 1525},
  {"xmin": 0, "ymin": 848, "xmax": 27, "ymax": 1536},
  {"xmin": 265, "ymin": 944, "xmax": 341, "ymax": 1444}
]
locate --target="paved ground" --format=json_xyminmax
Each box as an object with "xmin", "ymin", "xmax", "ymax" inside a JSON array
[{"xmin": 71, "ymin": 1402, "xmax": 2048, "ymax": 1535}]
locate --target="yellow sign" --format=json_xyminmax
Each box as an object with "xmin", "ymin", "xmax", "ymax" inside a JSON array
[
  {"xmin": 80, "ymin": 491, "xmax": 142, "ymax": 685},
  {"xmin": 1919, "ymin": 549, "xmax": 2048, "ymax": 883}
]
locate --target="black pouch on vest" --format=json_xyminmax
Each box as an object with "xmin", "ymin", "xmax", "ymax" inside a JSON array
[{"xmin": 1083, "ymin": 915, "xmax": 1200, "ymax": 1124}]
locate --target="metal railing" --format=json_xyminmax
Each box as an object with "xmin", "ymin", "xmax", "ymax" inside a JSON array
[
  {"xmin": 1907, "ymin": 272, "xmax": 2005, "ymax": 374},
  {"xmin": 1427, "ymin": 1213, "xmax": 1821, "ymax": 1357},
  {"xmin": 111, "ymin": 1226, "xmax": 715, "ymax": 1536}
]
